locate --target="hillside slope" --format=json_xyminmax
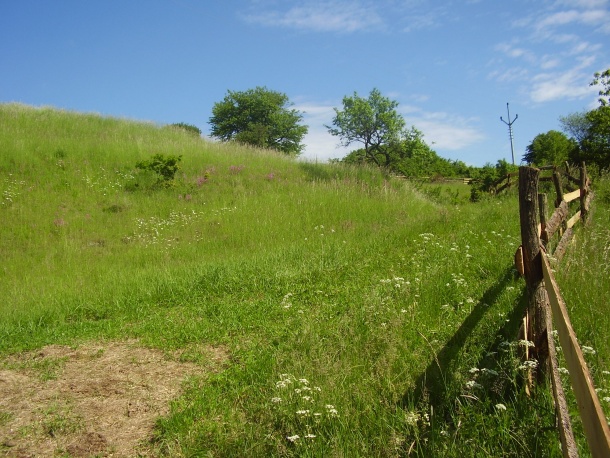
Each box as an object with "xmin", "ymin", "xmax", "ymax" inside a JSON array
[{"xmin": 1, "ymin": 103, "xmax": 606, "ymax": 457}]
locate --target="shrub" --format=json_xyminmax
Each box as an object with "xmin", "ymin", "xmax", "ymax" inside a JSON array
[
  {"xmin": 132, "ymin": 154, "xmax": 182, "ymax": 189},
  {"xmin": 170, "ymin": 123, "xmax": 202, "ymax": 137}
]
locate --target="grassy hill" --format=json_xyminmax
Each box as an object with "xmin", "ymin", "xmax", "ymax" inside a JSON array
[{"xmin": 0, "ymin": 103, "xmax": 608, "ymax": 456}]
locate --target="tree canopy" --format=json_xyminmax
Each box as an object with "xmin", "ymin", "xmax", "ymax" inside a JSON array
[
  {"xmin": 523, "ymin": 130, "xmax": 576, "ymax": 166},
  {"xmin": 560, "ymin": 69, "xmax": 610, "ymax": 171},
  {"xmin": 209, "ymin": 87, "xmax": 308, "ymax": 155},
  {"xmin": 327, "ymin": 88, "xmax": 405, "ymax": 167}
]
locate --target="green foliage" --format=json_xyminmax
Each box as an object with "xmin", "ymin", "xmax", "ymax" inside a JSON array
[
  {"xmin": 170, "ymin": 122, "xmax": 202, "ymax": 137},
  {"xmin": 591, "ymin": 68, "xmax": 610, "ymax": 107},
  {"xmin": 209, "ymin": 86, "xmax": 308, "ymax": 155},
  {"xmin": 560, "ymin": 69, "xmax": 610, "ymax": 173},
  {"xmin": 469, "ymin": 159, "xmax": 518, "ymax": 202},
  {"xmin": 327, "ymin": 88, "xmax": 405, "ymax": 167},
  {"xmin": 343, "ymin": 130, "xmax": 472, "ymax": 179},
  {"xmin": 578, "ymin": 106, "xmax": 610, "ymax": 170},
  {"xmin": 134, "ymin": 153, "xmax": 182, "ymax": 188},
  {"xmin": 523, "ymin": 130, "xmax": 577, "ymax": 166}
]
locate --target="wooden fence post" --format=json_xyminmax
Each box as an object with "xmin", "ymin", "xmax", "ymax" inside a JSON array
[
  {"xmin": 580, "ymin": 162, "xmax": 588, "ymax": 223},
  {"xmin": 519, "ymin": 167, "xmax": 549, "ymax": 374}
]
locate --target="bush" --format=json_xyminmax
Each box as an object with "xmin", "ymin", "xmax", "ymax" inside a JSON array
[
  {"xmin": 130, "ymin": 154, "xmax": 182, "ymax": 189},
  {"xmin": 170, "ymin": 123, "xmax": 201, "ymax": 137}
]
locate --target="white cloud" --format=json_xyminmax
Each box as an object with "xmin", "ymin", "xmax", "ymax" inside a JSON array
[
  {"xmin": 242, "ymin": 1, "xmax": 384, "ymax": 33},
  {"xmin": 295, "ymin": 102, "xmax": 351, "ymax": 161},
  {"xmin": 409, "ymin": 116, "xmax": 485, "ymax": 151},
  {"xmin": 488, "ymin": 67, "xmax": 529, "ymax": 83},
  {"xmin": 529, "ymin": 56, "xmax": 598, "ymax": 102},
  {"xmin": 554, "ymin": 0, "xmax": 608, "ymax": 8},
  {"xmin": 495, "ymin": 42, "xmax": 537, "ymax": 63},
  {"xmin": 536, "ymin": 8, "xmax": 610, "ymax": 32}
]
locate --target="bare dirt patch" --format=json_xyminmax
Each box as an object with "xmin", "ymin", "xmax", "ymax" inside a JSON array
[{"xmin": 0, "ymin": 340, "xmax": 228, "ymax": 457}]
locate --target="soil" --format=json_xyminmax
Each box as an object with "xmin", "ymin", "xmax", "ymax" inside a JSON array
[{"xmin": 0, "ymin": 340, "xmax": 228, "ymax": 457}]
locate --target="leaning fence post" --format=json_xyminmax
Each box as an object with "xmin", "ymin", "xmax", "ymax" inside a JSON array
[{"xmin": 519, "ymin": 167, "xmax": 549, "ymax": 376}]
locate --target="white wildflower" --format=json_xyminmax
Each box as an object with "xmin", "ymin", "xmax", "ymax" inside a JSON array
[
  {"xmin": 287, "ymin": 435, "xmax": 300, "ymax": 442},
  {"xmin": 271, "ymin": 397, "xmax": 282, "ymax": 403},
  {"xmin": 405, "ymin": 411, "xmax": 420, "ymax": 426},
  {"xmin": 495, "ymin": 403, "xmax": 507, "ymax": 411},
  {"xmin": 519, "ymin": 360, "xmax": 538, "ymax": 370}
]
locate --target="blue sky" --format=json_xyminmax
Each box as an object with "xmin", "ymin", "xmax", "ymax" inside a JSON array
[{"xmin": 2, "ymin": 0, "xmax": 609, "ymax": 166}]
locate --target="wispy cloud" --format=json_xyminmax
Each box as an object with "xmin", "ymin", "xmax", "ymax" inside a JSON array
[
  {"xmin": 492, "ymin": 0, "xmax": 608, "ymax": 104},
  {"xmin": 535, "ymin": 8, "xmax": 610, "ymax": 33},
  {"xmin": 241, "ymin": 1, "xmax": 384, "ymax": 33},
  {"xmin": 529, "ymin": 56, "xmax": 598, "ymax": 103},
  {"xmin": 403, "ymin": 111, "xmax": 485, "ymax": 151}
]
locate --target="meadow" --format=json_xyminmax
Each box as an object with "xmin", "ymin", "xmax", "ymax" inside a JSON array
[{"xmin": 1, "ymin": 103, "xmax": 608, "ymax": 457}]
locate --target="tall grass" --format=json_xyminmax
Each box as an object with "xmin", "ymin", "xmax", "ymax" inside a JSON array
[{"xmin": 1, "ymin": 103, "xmax": 607, "ymax": 456}]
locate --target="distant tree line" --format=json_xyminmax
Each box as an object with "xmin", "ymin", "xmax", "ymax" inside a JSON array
[{"xmin": 176, "ymin": 68, "xmax": 609, "ymax": 180}]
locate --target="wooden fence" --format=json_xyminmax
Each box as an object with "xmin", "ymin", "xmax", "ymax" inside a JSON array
[{"xmin": 517, "ymin": 164, "xmax": 610, "ymax": 457}]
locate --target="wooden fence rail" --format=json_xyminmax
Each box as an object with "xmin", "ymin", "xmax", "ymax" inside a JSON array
[{"xmin": 517, "ymin": 164, "xmax": 609, "ymax": 458}]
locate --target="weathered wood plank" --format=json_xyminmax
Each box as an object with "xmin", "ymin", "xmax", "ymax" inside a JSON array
[
  {"xmin": 567, "ymin": 211, "xmax": 581, "ymax": 229},
  {"xmin": 545, "ymin": 308, "xmax": 579, "ymax": 458},
  {"xmin": 542, "ymin": 253, "xmax": 610, "ymax": 457},
  {"xmin": 564, "ymin": 189, "xmax": 581, "ymax": 203},
  {"xmin": 553, "ymin": 228, "xmax": 574, "ymax": 262},
  {"xmin": 545, "ymin": 200, "xmax": 569, "ymax": 239}
]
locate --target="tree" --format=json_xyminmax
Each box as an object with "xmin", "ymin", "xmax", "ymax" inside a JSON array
[
  {"xmin": 559, "ymin": 111, "xmax": 591, "ymax": 144},
  {"xmin": 591, "ymin": 68, "xmax": 610, "ymax": 106},
  {"xmin": 209, "ymin": 87, "xmax": 308, "ymax": 155},
  {"xmin": 580, "ymin": 106, "xmax": 610, "ymax": 170},
  {"xmin": 341, "ymin": 126, "xmax": 471, "ymax": 178},
  {"xmin": 523, "ymin": 130, "xmax": 577, "ymax": 166},
  {"xmin": 326, "ymin": 88, "xmax": 405, "ymax": 167},
  {"xmin": 561, "ymin": 69, "xmax": 610, "ymax": 171}
]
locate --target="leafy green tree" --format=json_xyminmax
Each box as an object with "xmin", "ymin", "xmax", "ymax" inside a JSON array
[
  {"xmin": 341, "ymin": 127, "xmax": 472, "ymax": 178},
  {"xmin": 559, "ymin": 111, "xmax": 591, "ymax": 144},
  {"xmin": 209, "ymin": 87, "xmax": 308, "ymax": 155},
  {"xmin": 561, "ymin": 69, "xmax": 610, "ymax": 171},
  {"xmin": 579, "ymin": 106, "xmax": 610, "ymax": 170},
  {"xmin": 523, "ymin": 130, "xmax": 577, "ymax": 166},
  {"xmin": 327, "ymin": 88, "xmax": 405, "ymax": 167}
]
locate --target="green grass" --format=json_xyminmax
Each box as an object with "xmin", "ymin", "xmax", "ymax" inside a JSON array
[{"xmin": 1, "ymin": 103, "xmax": 608, "ymax": 456}]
